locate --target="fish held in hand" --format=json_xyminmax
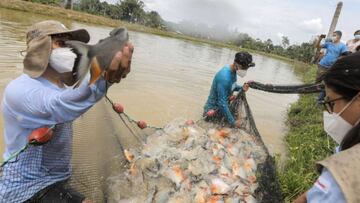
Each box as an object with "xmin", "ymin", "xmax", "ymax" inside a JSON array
[{"xmin": 65, "ymin": 27, "xmax": 129, "ymax": 87}]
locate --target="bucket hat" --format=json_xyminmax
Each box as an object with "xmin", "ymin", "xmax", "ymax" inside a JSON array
[{"xmin": 23, "ymin": 20, "xmax": 90, "ymax": 78}]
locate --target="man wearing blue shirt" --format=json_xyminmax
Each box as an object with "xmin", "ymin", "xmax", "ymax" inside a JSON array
[
  {"xmin": 315, "ymin": 31, "xmax": 348, "ymax": 101},
  {"xmin": 316, "ymin": 30, "xmax": 348, "ymax": 81},
  {"xmin": 0, "ymin": 21, "xmax": 133, "ymax": 203},
  {"xmin": 204, "ymin": 52, "xmax": 255, "ymax": 128}
]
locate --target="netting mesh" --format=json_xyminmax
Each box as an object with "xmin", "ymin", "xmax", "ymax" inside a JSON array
[
  {"xmin": 1, "ymin": 90, "xmax": 284, "ymax": 202},
  {"xmin": 229, "ymin": 92, "xmax": 283, "ymax": 203},
  {"xmin": 70, "ymin": 100, "xmax": 156, "ymax": 202}
]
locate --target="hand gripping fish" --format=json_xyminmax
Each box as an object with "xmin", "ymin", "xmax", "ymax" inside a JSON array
[{"xmin": 65, "ymin": 27, "xmax": 129, "ymax": 87}]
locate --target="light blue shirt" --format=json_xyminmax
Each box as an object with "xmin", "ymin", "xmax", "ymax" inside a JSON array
[
  {"xmin": 319, "ymin": 41, "xmax": 348, "ymax": 68},
  {"xmin": 204, "ymin": 65, "xmax": 242, "ymax": 126},
  {"xmin": 307, "ymin": 147, "xmax": 345, "ymax": 203},
  {"xmin": 0, "ymin": 74, "xmax": 107, "ymax": 202},
  {"xmin": 307, "ymin": 169, "xmax": 346, "ymax": 203}
]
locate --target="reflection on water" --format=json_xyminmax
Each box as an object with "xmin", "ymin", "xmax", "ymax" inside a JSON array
[{"xmin": 0, "ymin": 8, "xmax": 301, "ymax": 157}]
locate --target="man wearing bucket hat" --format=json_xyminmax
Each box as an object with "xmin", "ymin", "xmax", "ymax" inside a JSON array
[
  {"xmin": 0, "ymin": 20, "xmax": 133, "ymax": 203},
  {"xmin": 204, "ymin": 51, "xmax": 255, "ymax": 128}
]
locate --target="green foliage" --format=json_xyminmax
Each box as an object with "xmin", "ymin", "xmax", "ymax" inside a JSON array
[
  {"xmin": 233, "ymin": 34, "xmax": 315, "ymax": 63},
  {"xmin": 30, "ymin": 0, "xmax": 61, "ymax": 6},
  {"xmin": 145, "ymin": 11, "xmax": 164, "ymax": 29},
  {"xmin": 278, "ymin": 65, "xmax": 336, "ymax": 202},
  {"xmin": 71, "ymin": 0, "xmax": 165, "ymax": 29},
  {"xmin": 282, "ymin": 36, "xmax": 290, "ymax": 49},
  {"xmin": 119, "ymin": 0, "xmax": 145, "ymax": 23}
]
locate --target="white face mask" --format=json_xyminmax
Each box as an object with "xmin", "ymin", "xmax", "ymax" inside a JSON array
[
  {"xmin": 49, "ymin": 47, "xmax": 77, "ymax": 73},
  {"xmin": 355, "ymin": 35, "xmax": 360, "ymax": 40},
  {"xmin": 323, "ymin": 95, "xmax": 358, "ymax": 144},
  {"xmin": 331, "ymin": 36, "xmax": 338, "ymax": 42},
  {"xmin": 236, "ymin": 69, "xmax": 247, "ymax": 77}
]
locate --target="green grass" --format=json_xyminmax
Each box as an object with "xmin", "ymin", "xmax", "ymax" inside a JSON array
[{"xmin": 278, "ymin": 65, "xmax": 336, "ymax": 202}]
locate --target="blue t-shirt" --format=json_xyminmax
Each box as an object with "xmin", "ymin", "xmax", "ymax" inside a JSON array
[
  {"xmin": 319, "ymin": 41, "xmax": 348, "ymax": 68},
  {"xmin": 204, "ymin": 65, "xmax": 242, "ymax": 126}
]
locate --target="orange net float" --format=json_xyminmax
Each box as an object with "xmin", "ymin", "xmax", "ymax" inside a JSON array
[
  {"xmin": 137, "ymin": 120, "xmax": 147, "ymax": 129},
  {"xmin": 206, "ymin": 109, "xmax": 216, "ymax": 117},
  {"xmin": 112, "ymin": 103, "xmax": 124, "ymax": 114},
  {"xmin": 28, "ymin": 127, "xmax": 54, "ymax": 145},
  {"xmin": 185, "ymin": 120, "xmax": 195, "ymax": 125}
]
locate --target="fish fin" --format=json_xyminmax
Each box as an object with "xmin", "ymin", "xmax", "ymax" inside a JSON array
[
  {"xmin": 65, "ymin": 40, "xmax": 91, "ymax": 87},
  {"xmin": 110, "ymin": 27, "xmax": 126, "ymax": 36},
  {"xmin": 110, "ymin": 27, "xmax": 129, "ymax": 41},
  {"xmin": 89, "ymin": 57, "xmax": 103, "ymax": 85}
]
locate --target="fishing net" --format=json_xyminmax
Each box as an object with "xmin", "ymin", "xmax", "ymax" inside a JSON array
[
  {"xmin": 1, "ymin": 81, "xmax": 321, "ymax": 202},
  {"xmin": 247, "ymin": 81, "xmax": 323, "ymax": 94},
  {"xmin": 69, "ymin": 90, "xmax": 283, "ymax": 203}
]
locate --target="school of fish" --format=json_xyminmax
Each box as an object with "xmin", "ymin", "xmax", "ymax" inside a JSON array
[{"xmin": 107, "ymin": 119, "xmax": 267, "ymax": 203}]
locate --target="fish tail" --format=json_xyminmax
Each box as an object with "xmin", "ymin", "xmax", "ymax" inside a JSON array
[{"xmin": 65, "ymin": 40, "xmax": 91, "ymax": 87}]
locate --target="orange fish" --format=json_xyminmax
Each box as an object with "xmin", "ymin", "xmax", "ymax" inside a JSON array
[
  {"xmin": 216, "ymin": 128, "xmax": 231, "ymax": 138},
  {"xmin": 163, "ymin": 159, "xmax": 170, "ymax": 165},
  {"xmin": 194, "ymin": 187, "xmax": 209, "ymax": 203},
  {"xmin": 244, "ymin": 158, "xmax": 256, "ymax": 172},
  {"xmin": 212, "ymin": 156, "xmax": 222, "ymax": 166},
  {"xmin": 165, "ymin": 165, "xmax": 186, "ymax": 187},
  {"xmin": 129, "ymin": 162, "xmax": 138, "ymax": 176},
  {"xmin": 210, "ymin": 178, "xmax": 230, "ymax": 195},
  {"xmin": 124, "ymin": 149, "xmax": 134, "ymax": 162},
  {"xmin": 207, "ymin": 195, "xmax": 224, "ymax": 203},
  {"xmin": 232, "ymin": 161, "xmax": 247, "ymax": 179}
]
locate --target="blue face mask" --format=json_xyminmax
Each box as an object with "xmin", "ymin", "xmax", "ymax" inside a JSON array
[{"xmin": 355, "ymin": 35, "xmax": 360, "ymax": 40}]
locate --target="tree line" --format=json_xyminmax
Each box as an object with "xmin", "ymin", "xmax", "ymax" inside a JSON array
[
  {"xmin": 232, "ymin": 33, "xmax": 314, "ymax": 63},
  {"xmin": 28, "ymin": 0, "xmax": 316, "ymax": 63},
  {"xmin": 29, "ymin": 0, "xmax": 166, "ymax": 29},
  {"xmin": 74, "ymin": 0, "xmax": 165, "ymax": 29}
]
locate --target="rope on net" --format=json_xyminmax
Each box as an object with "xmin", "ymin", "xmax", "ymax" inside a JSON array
[
  {"xmin": 104, "ymin": 94, "xmax": 163, "ymax": 131},
  {"xmin": 247, "ymin": 81, "xmax": 324, "ymax": 94}
]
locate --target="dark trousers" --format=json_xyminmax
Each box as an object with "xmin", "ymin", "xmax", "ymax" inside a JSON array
[
  {"xmin": 316, "ymin": 64, "xmax": 328, "ymax": 102},
  {"xmin": 316, "ymin": 64, "xmax": 328, "ymax": 82},
  {"xmin": 24, "ymin": 180, "xmax": 85, "ymax": 203}
]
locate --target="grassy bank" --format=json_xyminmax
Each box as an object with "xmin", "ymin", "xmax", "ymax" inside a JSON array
[
  {"xmin": 278, "ymin": 64, "xmax": 336, "ymax": 202},
  {"xmin": 0, "ymin": 0, "xmax": 296, "ymax": 64}
]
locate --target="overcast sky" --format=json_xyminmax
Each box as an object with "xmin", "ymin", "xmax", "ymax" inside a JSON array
[{"xmin": 137, "ymin": 0, "xmax": 358, "ymax": 44}]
